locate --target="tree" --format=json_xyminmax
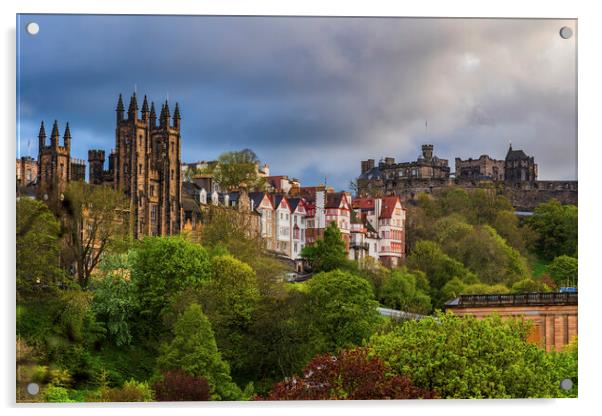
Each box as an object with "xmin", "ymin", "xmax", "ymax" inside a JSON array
[
  {"xmin": 16, "ymin": 198, "xmax": 64, "ymax": 295},
  {"xmin": 301, "ymin": 221, "xmax": 350, "ymax": 272},
  {"xmin": 62, "ymin": 182, "xmax": 130, "ymax": 289},
  {"xmin": 157, "ymin": 303, "xmax": 241, "ymax": 401},
  {"xmin": 267, "ymin": 348, "xmax": 437, "ymax": 400},
  {"xmin": 379, "ymin": 268, "xmax": 432, "ymax": 314},
  {"xmin": 406, "ymin": 240, "xmax": 478, "ymax": 308},
  {"xmin": 130, "ymin": 237, "xmax": 212, "ymax": 338},
  {"xmin": 547, "ymin": 255, "xmax": 578, "ymax": 287},
  {"xmin": 92, "ymin": 253, "xmax": 137, "ymax": 346},
  {"xmin": 199, "ymin": 206, "xmax": 286, "ymax": 296},
  {"xmin": 511, "ymin": 278, "xmax": 551, "ymax": 293},
  {"xmin": 210, "ymin": 149, "xmax": 266, "ymax": 191},
  {"xmin": 370, "ymin": 313, "xmax": 573, "ymax": 398},
  {"xmin": 306, "ymin": 270, "xmax": 380, "ymax": 352},
  {"xmin": 527, "ymin": 199, "xmax": 578, "ymax": 260},
  {"xmin": 154, "ymin": 370, "xmax": 211, "ymax": 401},
  {"xmin": 199, "ymin": 255, "xmax": 260, "ymax": 373}
]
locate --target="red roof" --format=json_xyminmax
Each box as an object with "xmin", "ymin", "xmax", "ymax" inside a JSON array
[
  {"xmin": 352, "ymin": 198, "xmax": 376, "ymax": 210},
  {"xmin": 379, "ymin": 196, "xmax": 401, "ymax": 219}
]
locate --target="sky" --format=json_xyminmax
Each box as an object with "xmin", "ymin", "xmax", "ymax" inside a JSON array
[{"xmin": 17, "ymin": 15, "xmax": 577, "ymax": 191}]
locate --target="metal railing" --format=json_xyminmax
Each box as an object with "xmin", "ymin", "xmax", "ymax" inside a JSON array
[{"xmin": 452, "ymin": 292, "xmax": 577, "ymax": 308}]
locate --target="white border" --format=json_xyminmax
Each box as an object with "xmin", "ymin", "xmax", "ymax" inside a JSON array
[{"xmin": 2, "ymin": 1, "xmax": 600, "ymax": 415}]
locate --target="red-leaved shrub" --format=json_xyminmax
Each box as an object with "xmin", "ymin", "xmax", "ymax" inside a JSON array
[
  {"xmin": 266, "ymin": 347, "xmax": 437, "ymax": 400},
  {"xmin": 153, "ymin": 370, "xmax": 210, "ymax": 401}
]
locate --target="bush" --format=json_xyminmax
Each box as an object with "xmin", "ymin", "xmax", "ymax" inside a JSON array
[
  {"xmin": 99, "ymin": 379, "xmax": 154, "ymax": 402},
  {"xmin": 547, "ymin": 255, "xmax": 578, "ymax": 288},
  {"xmin": 154, "ymin": 370, "xmax": 211, "ymax": 401},
  {"xmin": 43, "ymin": 385, "xmax": 74, "ymax": 403},
  {"xmin": 267, "ymin": 347, "xmax": 437, "ymax": 400}
]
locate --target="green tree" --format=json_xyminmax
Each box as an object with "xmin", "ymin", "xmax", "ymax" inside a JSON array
[
  {"xmin": 306, "ymin": 270, "xmax": 380, "ymax": 352},
  {"xmin": 379, "ymin": 268, "xmax": 432, "ymax": 314},
  {"xmin": 210, "ymin": 149, "xmax": 266, "ymax": 191},
  {"xmin": 511, "ymin": 278, "xmax": 551, "ymax": 293},
  {"xmin": 301, "ymin": 221, "xmax": 350, "ymax": 272},
  {"xmin": 406, "ymin": 240, "xmax": 477, "ymax": 308},
  {"xmin": 527, "ymin": 199, "xmax": 578, "ymax": 260},
  {"xmin": 200, "ymin": 255, "xmax": 260, "ymax": 373},
  {"xmin": 62, "ymin": 181, "xmax": 130, "ymax": 289},
  {"xmin": 157, "ymin": 303, "xmax": 241, "ymax": 400},
  {"xmin": 16, "ymin": 198, "xmax": 64, "ymax": 295},
  {"xmin": 130, "ymin": 237, "xmax": 212, "ymax": 337},
  {"xmin": 547, "ymin": 255, "xmax": 578, "ymax": 288},
  {"xmin": 370, "ymin": 313, "xmax": 572, "ymax": 398},
  {"xmin": 92, "ymin": 254, "xmax": 137, "ymax": 346}
]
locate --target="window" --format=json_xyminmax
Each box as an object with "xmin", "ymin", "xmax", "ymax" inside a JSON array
[
  {"xmin": 171, "ymin": 169, "xmax": 174, "ymax": 180},
  {"xmin": 171, "ymin": 142, "xmax": 175, "ymax": 153},
  {"xmin": 139, "ymin": 163, "xmax": 142, "ymax": 173}
]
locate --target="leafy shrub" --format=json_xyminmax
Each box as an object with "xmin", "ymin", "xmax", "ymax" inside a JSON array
[
  {"xmin": 43, "ymin": 385, "xmax": 73, "ymax": 403},
  {"xmin": 99, "ymin": 379, "xmax": 154, "ymax": 402},
  {"xmin": 267, "ymin": 347, "xmax": 437, "ymax": 400},
  {"xmin": 154, "ymin": 370, "xmax": 210, "ymax": 401}
]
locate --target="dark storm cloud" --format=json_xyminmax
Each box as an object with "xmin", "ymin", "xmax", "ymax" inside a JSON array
[{"xmin": 17, "ymin": 15, "xmax": 577, "ymax": 189}]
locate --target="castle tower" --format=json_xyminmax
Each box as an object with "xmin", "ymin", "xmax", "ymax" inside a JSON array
[
  {"xmin": 88, "ymin": 149, "xmax": 106, "ymax": 185},
  {"xmin": 114, "ymin": 92, "xmax": 182, "ymax": 238},
  {"xmin": 422, "ymin": 144, "xmax": 434, "ymax": 160},
  {"xmin": 37, "ymin": 120, "xmax": 72, "ymax": 210}
]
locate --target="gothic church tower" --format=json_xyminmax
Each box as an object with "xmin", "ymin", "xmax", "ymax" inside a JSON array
[{"xmin": 114, "ymin": 93, "xmax": 182, "ymax": 238}]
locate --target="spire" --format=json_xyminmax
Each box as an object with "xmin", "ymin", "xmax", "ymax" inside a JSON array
[
  {"xmin": 116, "ymin": 94, "xmax": 125, "ymax": 122},
  {"xmin": 141, "ymin": 95, "xmax": 149, "ymax": 113},
  {"xmin": 163, "ymin": 100, "xmax": 171, "ymax": 119},
  {"xmin": 38, "ymin": 120, "xmax": 46, "ymax": 139},
  {"xmin": 173, "ymin": 102, "xmax": 181, "ymax": 129},
  {"xmin": 50, "ymin": 120, "xmax": 60, "ymax": 147},
  {"xmin": 128, "ymin": 92, "xmax": 138, "ymax": 120},
  {"xmin": 149, "ymin": 102, "xmax": 157, "ymax": 127},
  {"xmin": 116, "ymin": 94, "xmax": 124, "ymax": 111},
  {"xmin": 63, "ymin": 122, "xmax": 71, "ymax": 149},
  {"xmin": 38, "ymin": 120, "xmax": 46, "ymax": 149}
]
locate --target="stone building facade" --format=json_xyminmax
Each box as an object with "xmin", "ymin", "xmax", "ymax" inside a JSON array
[
  {"xmin": 35, "ymin": 120, "xmax": 87, "ymax": 210},
  {"xmin": 16, "ymin": 156, "xmax": 38, "ymax": 187},
  {"xmin": 445, "ymin": 292, "xmax": 577, "ymax": 352},
  {"xmin": 455, "ymin": 154, "xmax": 505, "ymax": 181},
  {"xmin": 88, "ymin": 93, "xmax": 183, "ymax": 238},
  {"xmin": 504, "ymin": 144, "xmax": 538, "ymax": 185},
  {"xmin": 357, "ymin": 144, "xmax": 452, "ymax": 199}
]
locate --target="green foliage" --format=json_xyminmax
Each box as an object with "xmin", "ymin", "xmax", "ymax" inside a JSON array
[
  {"xmin": 370, "ymin": 313, "xmax": 573, "ymax": 398},
  {"xmin": 200, "ymin": 255, "xmax": 260, "ymax": 373},
  {"xmin": 92, "ymin": 271, "xmax": 136, "ymax": 347},
  {"xmin": 43, "ymin": 385, "xmax": 74, "ymax": 403},
  {"xmin": 62, "ymin": 181, "xmax": 130, "ymax": 288},
  {"xmin": 16, "ymin": 198, "xmax": 64, "ymax": 296},
  {"xmin": 306, "ymin": 270, "xmax": 380, "ymax": 352},
  {"xmin": 407, "ymin": 240, "xmax": 477, "ymax": 308},
  {"xmin": 130, "ymin": 236, "xmax": 211, "ymax": 337},
  {"xmin": 301, "ymin": 221, "xmax": 351, "ymax": 272},
  {"xmin": 157, "ymin": 303, "xmax": 242, "ymax": 401},
  {"xmin": 236, "ymin": 290, "xmax": 319, "ymax": 393},
  {"xmin": 547, "ymin": 255, "xmax": 578, "ymax": 288},
  {"xmin": 98, "ymin": 379, "xmax": 154, "ymax": 402},
  {"xmin": 527, "ymin": 199, "xmax": 578, "ymax": 260},
  {"xmin": 379, "ymin": 268, "xmax": 432, "ymax": 314},
  {"xmin": 511, "ymin": 278, "xmax": 552, "ymax": 293},
  {"xmin": 210, "ymin": 149, "xmax": 266, "ymax": 191}
]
